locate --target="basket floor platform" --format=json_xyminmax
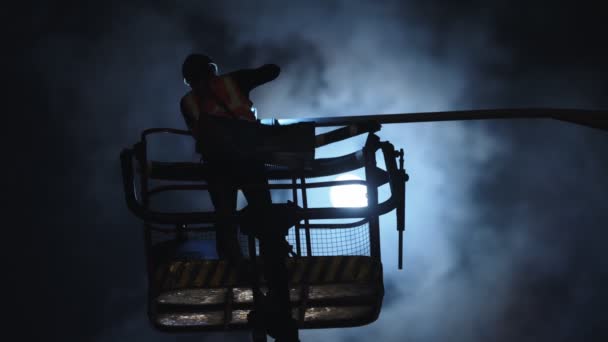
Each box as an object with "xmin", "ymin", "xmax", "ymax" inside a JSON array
[{"xmin": 150, "ymin": 256, "xmax": 384, "ymax": 331}]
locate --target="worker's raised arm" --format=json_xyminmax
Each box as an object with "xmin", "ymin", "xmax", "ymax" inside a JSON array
[{"xmin": 230, "ymin": 64, "xmax": 281, "ymax": 95}]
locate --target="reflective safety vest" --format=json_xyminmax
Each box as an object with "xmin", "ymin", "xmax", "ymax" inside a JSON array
[
  {"xmin": 182, "ymin": 76, "xmax": 256, "ymax": 124},
  {"xmin": 181, "ymin": 76, "xmax": 258, "ymax": 157}
]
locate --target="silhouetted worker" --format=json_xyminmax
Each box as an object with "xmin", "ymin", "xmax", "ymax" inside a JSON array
[{"xmin": 180, "ymin": 53, "xmax": 280, "ymax": 262}]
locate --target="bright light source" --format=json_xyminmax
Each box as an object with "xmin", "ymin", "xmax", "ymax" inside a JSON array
[{"xmin": 329, "ymin": 174, "xmax": 368, "ymax": 207}]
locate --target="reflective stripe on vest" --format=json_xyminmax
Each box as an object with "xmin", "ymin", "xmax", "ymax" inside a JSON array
[{"xmin": 202, "ymin": 77, "xmax": 255, "ymax": 121}]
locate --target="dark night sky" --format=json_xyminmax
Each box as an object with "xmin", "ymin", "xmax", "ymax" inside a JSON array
[{"xmin": 11, "ymin": 1, "xmax": 608, "ymax": 341}]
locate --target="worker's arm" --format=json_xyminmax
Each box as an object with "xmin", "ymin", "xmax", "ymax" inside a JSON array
[
  {"xmin": 230, "ymin": 64, "xmax": 281, "ymax": 95},
  {"xmin": 180, "ymin": 96, "xmax": 200, "ymax": 137}
]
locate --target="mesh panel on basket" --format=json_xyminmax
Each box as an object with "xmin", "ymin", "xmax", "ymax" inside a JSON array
[
  {"xmin": 149, "ymin": 221, "xmax": 370, "ymax": 259},
  {"xmin": 148, "ymin": 169, "xmax": 374, "ymax": 259},
  {"xmin": 286, "ymin": 223, "xmax": 370, "ymax": 257},
  {"xmin": 149, "ymin": 226, "xmax": 259, "ymax": 258}
]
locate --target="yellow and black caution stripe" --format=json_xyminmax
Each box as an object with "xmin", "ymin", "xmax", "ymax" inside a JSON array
[
  {"xmin": 286, "ymin": 256, "xmax": 381, "ymax": 284},
  {"xmin": 154, "ymin": 256, "xmax": 382, "ymax": 291},
  {"xmin": 155, "ymin": 260, "xmax": 245, "ymax": 290}
]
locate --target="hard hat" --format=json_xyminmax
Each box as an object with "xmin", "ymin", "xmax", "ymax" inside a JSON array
[{"xmin": 182, "ymin": 53, "xmax": 219, "ymax": 86}]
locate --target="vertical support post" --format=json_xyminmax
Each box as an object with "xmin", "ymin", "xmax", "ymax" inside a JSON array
[
  {"xmin": 291, "ymin": 180, "xmax": 307, "ymax": 326},
  {"xmin": 364, "ymin": 135, "xmax": 381, "ymax": 260},
  {"xmin": 224, "ymin": 287, "xmax": 234, "ymax": 328},
  {"xmin": 300, "ymin": 177, "xmax": 312, "ymax": 257},
  {"xmin": 291, "ymin": 177, "xmax": 301, "ymax": 256},
  {"xmin": 248, "ymin": 233, "xmax": 266, "ymax": 337},
  {"xmin": 247, "ymin": 215, "xmax": 266, "ymax": 341},
  {"xmin": 136, "ymin": 140, "xmax": 156, "ymax": 318},
  {"xmin": 242, "ymin": 204, "xmax": 299, "ymax": 340},
  {"xmin": 259, "ymin": 233, "xmax": 299, "ymax": 341},
  {"xmin": 396, "ymin": 148, "xmax": 407, "ymax": 270},
  {"xmin": 136, "ymin": 141, "xmax": 154, "ymax": 280}
]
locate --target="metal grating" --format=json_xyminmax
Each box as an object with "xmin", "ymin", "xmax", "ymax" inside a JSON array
[
  {"xmin": 286, "ymin": 224, "xmax": 370, "ymax": 257},
  {"xmin": 149, "ymin": 220, "xmax": 371, "ymax": 259},
  {"xmin": 149, "ymin": 228, "xmax": 258, "ymax": 260}
]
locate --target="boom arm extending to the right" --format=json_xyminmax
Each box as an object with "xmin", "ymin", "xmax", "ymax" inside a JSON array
[{"xmin": 278, "ymin": 108, "xmax": 608, "ymax": 131}]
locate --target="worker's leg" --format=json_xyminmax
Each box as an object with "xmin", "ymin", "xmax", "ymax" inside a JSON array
[
  {"xmin": 241, "ymin": 163, "xmax": 299, "ymax": 341},
  {"xmin": 239, "ymin": 163, "xmax": 272, "ymax": 208},
  {"xmin": 207, "ymin": 173, "xmax": 242, "ymax": 261}
]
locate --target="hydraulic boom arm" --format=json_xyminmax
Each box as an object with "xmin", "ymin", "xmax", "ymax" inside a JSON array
[{"xmin": 278, "ymin": 108, "xmax": 608, "ymax": 131}]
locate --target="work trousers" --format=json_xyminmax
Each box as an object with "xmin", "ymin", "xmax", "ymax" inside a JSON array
[{"xmin": 206, "ymin": 160, "xmax": 271, "ymax": 259}]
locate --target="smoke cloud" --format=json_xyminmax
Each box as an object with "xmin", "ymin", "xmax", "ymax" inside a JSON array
[{"xmin": 17, "ymin": 1, "xmax": 608, "ymax": 341}]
